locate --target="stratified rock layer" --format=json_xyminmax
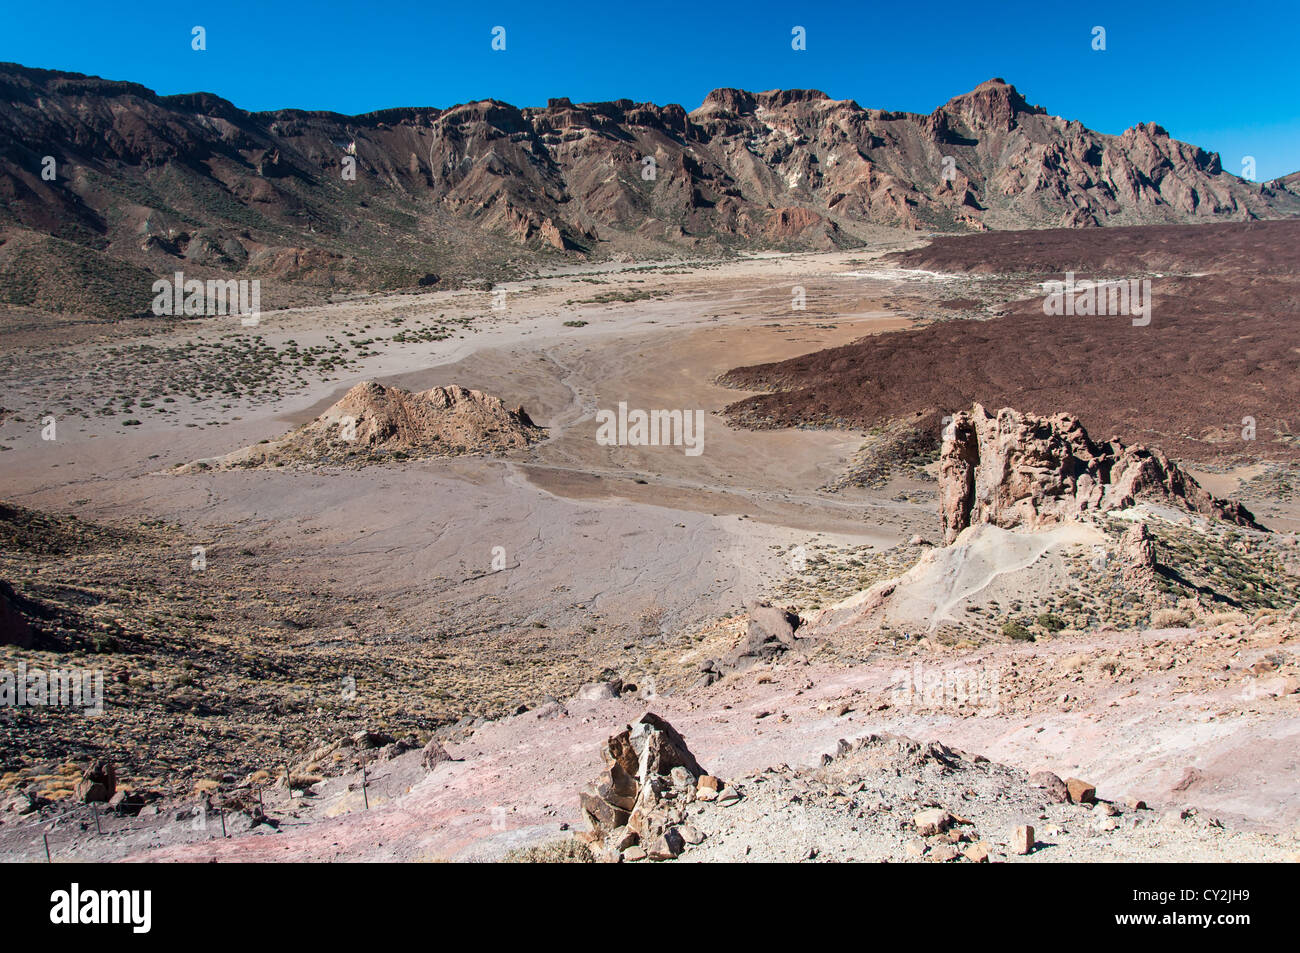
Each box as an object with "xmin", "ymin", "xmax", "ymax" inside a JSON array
[{"xmin": 4, "ymin": 65, "xmax": 1297, "ymax": 317}]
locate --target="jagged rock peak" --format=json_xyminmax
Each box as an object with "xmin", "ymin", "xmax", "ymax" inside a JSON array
[{"xmin": 938, "ymin": 404, "xmax": 1262, "ymax": 543}]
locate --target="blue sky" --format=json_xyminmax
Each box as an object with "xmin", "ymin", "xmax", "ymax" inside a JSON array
[{"xmin": 3, "ymin": 0, "xmax": 1298, "ymax": 179}]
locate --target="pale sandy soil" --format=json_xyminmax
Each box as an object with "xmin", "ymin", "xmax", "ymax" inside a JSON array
[{"xmin": 0, "ymin": 249, "xmax": 932, "ymax": 639}]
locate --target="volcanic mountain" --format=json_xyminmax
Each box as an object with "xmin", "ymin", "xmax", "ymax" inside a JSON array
[{"xmin": 2, "ymin": 63, "xmax": 1295, "ymax": 317}]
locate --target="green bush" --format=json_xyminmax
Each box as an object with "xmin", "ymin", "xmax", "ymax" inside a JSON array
[
  {"xmin": 1036, "ymin": 613, "xmax": 1066, "ymax": 632},
  {"xmin": 1002, "ymin": 620, "xmax": 1034, "ymax": 642}
]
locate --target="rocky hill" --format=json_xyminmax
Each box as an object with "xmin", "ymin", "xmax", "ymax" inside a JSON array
[
  {"xmin": 176, "ymin": 380, "xmax": 544, "ymax": 470},
  {"xmin": 2, "ymin": 64, "xmax": 1295, "ymax": 317}
]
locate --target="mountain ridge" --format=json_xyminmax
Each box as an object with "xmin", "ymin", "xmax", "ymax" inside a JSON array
[{"xmin": 1, "ymin": 63, "xmax": 1296, "ymax": 317}]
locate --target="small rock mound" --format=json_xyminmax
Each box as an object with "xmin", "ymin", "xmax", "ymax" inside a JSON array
[
  {"xmin": 578, "ymin": 713, "xmax": 729, "ymax": 862},
  {"xmin": 939, "ymin": 404, "xmax": 1261, "ymax": 543},
  {"xmin": 177, "ymin": 381, "xmax": 545, "ymax": 471}
]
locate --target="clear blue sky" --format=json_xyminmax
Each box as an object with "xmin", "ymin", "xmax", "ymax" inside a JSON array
[{"xmin": 3, "ymin": 0, "xmax": 1297, "ymax": 179}]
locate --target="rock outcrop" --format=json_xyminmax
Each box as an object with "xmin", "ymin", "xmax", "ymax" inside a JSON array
[
  {"xmin": 176, "ymin": 381, "xmax": 545, "ymax": 471},
  {"xmin": 0, "ymin": 578, "xmax": 65, "ymax": 650},
  {"xmin": 75, "ymin": 760, "xmax": 117, "ymax": 803},
  {"xmin": 1120, "ymin": 522, "xmax": 1159, "ymax": 587},
  {"xmin": 698, "ymin": 601, "xmax": 810, "ymax": 686},
  {"xmin": 939, "ymin": 404, "xmax": 1262, "ymax": 543},
  {"xmin": 578, "ymin": 713, "xmax": 727, "ymax": 861}
]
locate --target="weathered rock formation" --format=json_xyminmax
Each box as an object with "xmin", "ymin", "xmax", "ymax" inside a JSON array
[
  {"xmin": 939, "ymin": 404, "xmax": 1262, "ymax": 543},
  {"xmin": 75, "ymin": 760, "xmax": 117, "ymax": 803},
  {"xmin": 176, "ymin": 381, "xmax": 544, "ymax": 470},
  {"xmin": 578, "ymin": 713, "xmax": 727, "ymax": 861},
  {"xmin": 1120, "ymin": 522, "xmax": 1159, "ymax": 587},
  {"xmin": 420, "ymin": 738, "xmax": 452, "ymax": 772}
]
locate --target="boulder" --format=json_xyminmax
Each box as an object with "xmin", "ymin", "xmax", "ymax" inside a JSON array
[
  {"xmin": 576, "ymin": 678, "xmax": 622, "ymax": 702},
  {"xmin": 703, "ymin": 602, "xmax": 809, "ymax": 680},
  {"xmin": 3, "ymin": 791, "xmax": 39, "ymax": 815},
  {"xmin": 1013, "ymin": 824, "xmax": 1035, "ymax": 855},
  {"xmin": 913, "ymin": 808, "xmax": 954, "ymax": 835},
  {"xmin": 929, "ymin": 844, "xmax": 960, "ymax": 863},
  {"xmin": 75, "ymin": 760, "xmax": 116, "ymax": 803},
  {"xmin": 420, "ymin": 738, "xmax": 452, "ymax": 771},
  {"xmin": 1066, "ymin": 777, "xmax": 1097, "ymax": 804},
  {"xmin": 647, "ymin": 827, "xmax": 686, "ymax": 860},
  {"xmin": 1029, "ymin": 770, "xmax": 1070, "ymax": 803}
]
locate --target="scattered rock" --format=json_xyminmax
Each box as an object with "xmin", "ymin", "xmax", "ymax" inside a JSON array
[
  {"xmin": 647, "ymin": 827, "xmax": 686, "ymax": 860},
  {"xmin": 679, "ymin": 824, "xmax": 705, "ymax": 846},
  {"xmin": 1066, "ymin": 778, "xmax": 1097, "ymax": 804},
  {"xmin": 1013, "ymin": 824, "xmax": 1035, "ymax": 855},
  {"xmin": 106, "ymin": 791, "xmax": 145, "ymax": 816},
  {"xmin": 929, "ymin": 844, "xmax": 960, "ymax": 862},
  {"xmin": 914, "ymin": 808, "xmax": 954, "ymax": 835}
]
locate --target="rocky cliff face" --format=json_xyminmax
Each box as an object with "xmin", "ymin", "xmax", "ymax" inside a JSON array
[
  {"xmin": 939, "ymin": 404, "xmax": 1262, "ymax": 543},
  {"xmin": 1, "ymin": 65, "xmax": 1294, "ymax": 315}
]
